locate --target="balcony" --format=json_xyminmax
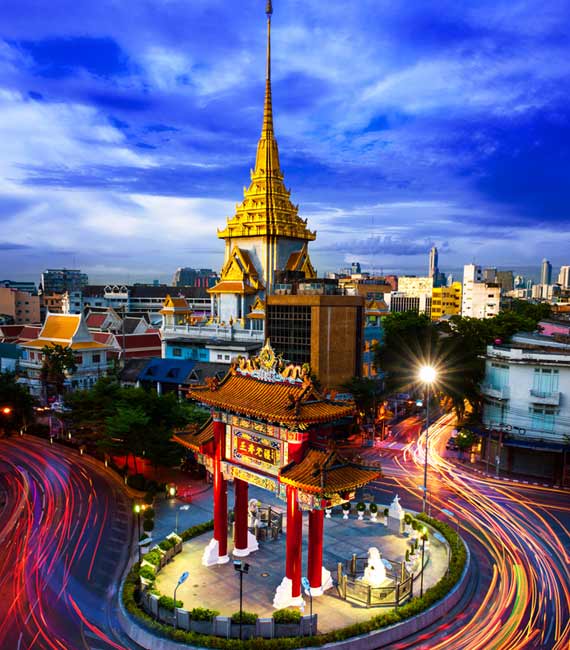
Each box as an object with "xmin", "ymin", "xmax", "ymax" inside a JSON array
[
  {"xmin": 529, "ymin": 389, "xmax": 561, "ymax": 406},
  {"xmin": 162, "ymin": 324, "xmax": 264, "ymax": 343},
  {"xmin": 481, "ymin": 383, "xmax": 510, "ymax": 400}
]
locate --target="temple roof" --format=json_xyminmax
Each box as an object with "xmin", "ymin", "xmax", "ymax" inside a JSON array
[
  {"xmin": 280, "ymin": 447, "xmax": 382, "ymax": 497},
  {"xmin": 216, "ymin": 5, "xmax": 315, "ymax": 244},
  {"xmin": 187, "ymin": 341, "xmax": 353, "ymax": 425},
  {"xmin": 173, "ymin": 419, "xmax": 214, "ymax": 452}
]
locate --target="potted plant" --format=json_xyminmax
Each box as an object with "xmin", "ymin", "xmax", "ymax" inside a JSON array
[
  {"xmin": 356, "ymin": 502, "xmax": 366, "ymax": 520},
  {"xmin": 342, "ymin": 502, "xmax": 351, "ymax": 519},
  {"xmin": 383, "ymin": 507, "xmax": 389, "ymax": 525},
  {"xmin": 190, "ymin": 607, "xmax": 219, "ymax": 634},
  {"xmin": 230, "ymin": 611, "xmax": 258, "ymax": 639},
  {"xmin": 411, "ymin": 519, "xmax": 419, "ymax": 539},
  {"xmin": 325, "ymin": 506, "xmax": 332, "ymax": 518},
  {"xmin": 273, "ymin": 608, "xmax": 302, "ymax": 638},
  {"xmin": 404, "ymin": 513, "xmax": 412, "ymax": 536},
  {"xmin": 369, "ymin": 503, "xmax": 378, "ymax": 522}
]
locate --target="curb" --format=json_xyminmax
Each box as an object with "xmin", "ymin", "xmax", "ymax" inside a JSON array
[{"xmin": 451, "ymin": 461, "xmax": 569, "ymax": 491}]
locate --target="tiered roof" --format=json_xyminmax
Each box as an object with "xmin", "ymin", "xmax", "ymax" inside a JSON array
[
  {"xmin": 23, "ymin": 314, "xmax": 110, "ymax": 351},
  {"xmin": 173, "ymin": 420, "xmax": 214, "ymax": 452},
  {"xmin": 187, "ymin": 342, "xmax": 353, "ymax": 425},
  {"xmin": 280, "ymin": 446, "xmax": 382, "ymax": 497}
]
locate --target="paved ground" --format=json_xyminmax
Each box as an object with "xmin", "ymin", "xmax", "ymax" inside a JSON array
[{"xmin": 153, "ymin": 483, "xmax": 449, "ymax": 633}]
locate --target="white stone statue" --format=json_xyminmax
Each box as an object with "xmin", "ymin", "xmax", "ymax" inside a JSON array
[
  {"xmin": 389, "ymin": 494, "xmax": 404, "ymax": 519},
  {"xmin": 248, "ymin": 498, "xmax": 259, "ymax": 528},
  {"xmin": 361, "ymin": 547, "xmax": 387, "ymax": 587}
]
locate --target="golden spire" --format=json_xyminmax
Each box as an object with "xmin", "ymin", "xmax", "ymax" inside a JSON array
[{"xmin": 217, "ymin": 0, "xmax": 316, "ymax": 245}]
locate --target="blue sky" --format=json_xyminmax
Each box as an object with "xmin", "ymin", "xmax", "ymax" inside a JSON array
[{"xmin": 0, "ymin": 0, "xmax": 568, "ymax": 283}]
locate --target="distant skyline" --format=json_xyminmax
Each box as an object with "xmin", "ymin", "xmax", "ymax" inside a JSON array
[{"xmin": 1, "ymin": 0, "xmax": 568, "ymax": 280}]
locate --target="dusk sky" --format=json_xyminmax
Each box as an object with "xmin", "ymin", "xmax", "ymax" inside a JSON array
[{"xmin": 0, "ymin": 0, "xmax": 568, "ymax": 284}]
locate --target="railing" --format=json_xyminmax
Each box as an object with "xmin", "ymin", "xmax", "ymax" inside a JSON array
[
  {"xmin": 529, "ymin": 389, "xmax": 560, "ymax": 405},
  {"xmin": 162, "ymin": 324, "xmax": 264, "ymax": 342},
  {"xmin": 336, "ymin": 554, "xmax": 417, "ymax": 608},
  {"xmin": 481, "ymin": 383, "xmax": 510, "ymax": 399}
]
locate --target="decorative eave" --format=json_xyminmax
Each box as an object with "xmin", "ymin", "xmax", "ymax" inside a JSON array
[
  {"xmin": 172, "ymin": 420, "xmax": 214, "ymax": 452},
  {"xmin": 280, "ymin": 445, "xmax": 382, "ymax": 497}
]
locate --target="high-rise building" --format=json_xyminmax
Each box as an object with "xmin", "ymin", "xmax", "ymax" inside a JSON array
[
  {"xmin": 462, "ymin": 264, "xmax": 500, "ymax": 318},
  {"xmin": 431, "ymin": 282, "xmax": 462, "ymax": 320},
  {"xmin": 483, "ymin": 268, "xmax": 497, "ymax": 283},
  {"xmin": 172, "ymin": 268, "xmax": 218, "ymax": 289},
  {"xmin": 41, "ymin": 269, "xmax": 88, "ymax": 295},
  {"xmin": 496, "ymin": 271, "xmax": 514, "ymax": 293},
  {"xmin": 541, "ymin": 259, "xmax": 552, "ymax": 286},
  {"xmin": 557, "ymin": 266, "xmax": 570, "ymax": 289},
  {"xmin": 398, "ymin": 276, "xmax": 434, "ymax": 297},
  {"xmin": 428, "ymin": 246, "xmax": 438, "ymax": 279}
]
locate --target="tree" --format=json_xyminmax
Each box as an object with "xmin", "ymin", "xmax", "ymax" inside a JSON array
[
  {"xmin": 40, "ymin": 345, "xmax": 77, "ymax": 401},
  {"xmin": 102, "ymin": 405, "xmax": 150, "ymax": 473},
  {"xmin": 0, "ymin": 371, "xmax": 35, "ymax": 436},
  {"xmin": 342, "ymin": 377, "xmax": 385, "ymax": 423}
]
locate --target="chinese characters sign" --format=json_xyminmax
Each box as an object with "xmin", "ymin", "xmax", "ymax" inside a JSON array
[{"xmin": 231, "ymin": 427, "xmax": 284, "ymax": 476}]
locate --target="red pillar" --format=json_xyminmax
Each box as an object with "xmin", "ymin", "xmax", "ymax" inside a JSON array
[
  {"xmin": 286, "ymin": 485, "xmax": 303, "ymax": 598},
  {"xmin": 212, "ymin": 419, "xmax": 228, "ymax": 559},
  {"xmin": 308, "ymin": 509, "xmax": 324, "ymax": 591},
  {"xmin": 233, "ymin": 477, "xmax": 248, "ymax": 554}
]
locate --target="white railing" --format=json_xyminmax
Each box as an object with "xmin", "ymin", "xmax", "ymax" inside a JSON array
[
  {"xmin": 161, "ymin": 324, "xmax": 264, "ymax": 342},
  {"xmin": 481, "ymin": 383, "xmax": 510, "ymax": 400}
]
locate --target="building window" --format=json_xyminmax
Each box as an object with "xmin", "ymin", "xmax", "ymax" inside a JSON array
[
  {"xmin": 529, "ymin": 405, "xmax": 557, "ymax": 433},
  {"xmin": 74, "ymin": 355, "xmax": 82, "ymax": 365},
  {"xmin": 224, "ymin": 354, "xmax": 230, "ymax": 360},
  {"xmin": 172, "ymin": 347, "xmax": 182, "ymax": 357},
  {"xmin": 532, "ymin": 368, "xmax": 559, "ymax": 395},
  {"xmin": 93, "ymin": 354, "xmax": 100, "ymax": 363},
  {"xmin": 266, "ymin": 305, "xmax": 312, "ymax": 364}
]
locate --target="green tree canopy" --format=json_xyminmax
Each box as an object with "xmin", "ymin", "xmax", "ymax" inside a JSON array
[{"xmin": 40, "ymin": 344, "xmax": 77, "ymax": 400}]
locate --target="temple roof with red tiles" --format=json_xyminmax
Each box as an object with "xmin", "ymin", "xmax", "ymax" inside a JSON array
[
  {"xmin": 187, "ymin": 341, "xmax": 354, "ymax": 425},
  {"xmin": 280, "ymin": 446, "xmax": 382, "ymax": 497}
]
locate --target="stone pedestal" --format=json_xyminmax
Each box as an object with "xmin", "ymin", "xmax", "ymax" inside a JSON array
[{"xmin": 387, "ymin": 494, "xmax": 405, "ymax": 534}]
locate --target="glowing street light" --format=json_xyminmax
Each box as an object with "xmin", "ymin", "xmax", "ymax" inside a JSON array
[
  {"xmin": 418, "ymin": 365, "xmax": 437, "ymax": 514},
  {"xmin": 1, "ymin": 406, "xmax": 12, "ymax": 415}
]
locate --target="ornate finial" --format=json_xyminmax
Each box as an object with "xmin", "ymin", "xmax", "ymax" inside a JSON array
[{"xmin": 266, "ymin": 0, "xmax": 273, "ymax": 17}]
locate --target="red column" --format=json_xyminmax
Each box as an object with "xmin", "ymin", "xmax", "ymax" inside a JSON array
[
  {"xmin": 286, "ymin": 486, "xmax": 303, "ymax": 598},
  {"xmin": 233, "ymin": 477, "xmax": 248, "ymax": 554},
  {"xmin": 308, "ymin": 509, "xmax": 324, "ymax": 590},
  {"xmin": 213, "ymin": 419, "xmax": 228, "ymax": 559}
]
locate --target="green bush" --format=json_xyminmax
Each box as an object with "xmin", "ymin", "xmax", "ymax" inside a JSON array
[
  {"xmin": 369, "ymin": 503, "xmax": 378, "ymax": 514},
  {"xmin": 356, "ymin": 501, "xmax": 365, "ymax": 512},
  {"xmin": 139, "ymin": 566, "xmax": 156, "ymax": 581},
  {"xmin": 143, "ymin": 507, "xmax": 155, "ymax": 520},
  {"xmin": 404, "ymin": 513, "xmax": 412, "ymax": 525},
  {"xmin": 158, "ymin": 595, "xmax": 183, "ymax": 612},
  {"xmin": 231, "ymin": 611, "xmax": 258, "ymax": 625},
  {"xmin": 273, "ymin": 608, "xmax": 301, "ymax": 624},
  {"xmin": 144, "ymin": 550, "xmax": 161, "ymax": 566},
  {"xmin": 180, "ymin": 519, "xmax": 214, "ymax": 542},
  {"xmin": 143, "ymin": 518, "xmax": 155, "ymax": 533},
  {"xmin": 342, "ymin": 502, "xmax": 351, "ymax": 511},
  {"xmin": 127, "ymin": 473, "xmax": 146, "ymax": 491},
  {"xmin": 191, "ymin": 607, "xmax": 220, "ymax": 621},
  {"xmin": 144, "ymin": 491, "xmax": 155, "ymax": 505},
  {"xmin": 383, "ymin": 508, "xmax": 389, "ymax": 517},
  {"xmin": 158, "ymin": 539, "xmax": 175, "ymax": 551}
]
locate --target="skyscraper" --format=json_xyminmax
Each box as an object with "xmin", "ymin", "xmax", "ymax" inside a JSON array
[
  {"xmin": 429, "ymin": 246, "xmax": 438, "ymax": 279},
  {"xmin": 557, "ymin": 266, "xmax": 570, "ymax": 289},
  {"xmin": 541, "ymin": 259, "xmax": 552, "ymax": 285}
]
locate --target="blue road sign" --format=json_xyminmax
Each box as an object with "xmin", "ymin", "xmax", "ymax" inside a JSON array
[
  {"xmin": 301, "ymin": 577, "xmax": 310, "ymax": 592},
  {"xmin": 178, "ymin": 571, "xmax": 189, "ymax": 585}
]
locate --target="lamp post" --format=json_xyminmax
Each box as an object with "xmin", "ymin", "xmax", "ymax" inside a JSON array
[
  {"xmin": 176, "ymin": 504, "xmax": 191, "ymax": 533},
  {"xmin": 301, "ymin": 576, "xmax": 313, "ymax": 631},
  {"xmin": 134, "ymin": 504, "xmax": 142, "ymax": 563},
  {"xmin": 418, "ymin": 365, "xmax": 437, "ymax": 514},
  {"xmin": 233, "ymin": 560, "xmax": 250, "ymax": 640},
  {"xmin": 420, "ymin": 528, "xmax": 428, "ymax": 597},
  {"xmin": 1, "ymin": 406, "xmax": 12, "ymax": 437},
  {"xmin": 173, "ymin": 571, "xmax": 189, "ymax": 629}
]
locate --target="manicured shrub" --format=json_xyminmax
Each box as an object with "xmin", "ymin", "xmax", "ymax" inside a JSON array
[
  {"xmin": 158, "ymin": 595, "xmax": 183, "ymax": 612},
  {"xmin": 144, "ymin": 550, "xmax": 161, "ymax": 566},
  {"xmin": 143, "ymin": 518, "xmax": 154, "ymax": 533},
  {"xmin": 369, "ymin": 503, "xmax": 378, "ymax": 514},
  {"xmin": 231, "ymin": 611, "xmax": 258, "ymax": 625},
  {"xmin": 144, "ymin": 492, "xmax": 155, "ymax": 505},
  {"xmin": 383, "ymin": 508, "xmax": 389, "ymax": 517},
  {"xmin": 139, "ymin": 566, "xmax": 156, "ymax": 581},
  {"xmin": 127, "ymin": 474, "xmax": 146, "ymax": 491},
  {"xmin": 158, "ymin": 539, "xmax": 175, "ymax": 551},
  {"xmin": 404, "ymin": 513, "xmax": 412, "ymax": 525},
  {"xmin": 342, "ymin": 502, "xmax": 351, "ymax": 511},
  {"xmin": 273, "ymin": 608, "xmax": 301, "ymax": 624},
  {"xmin": 191, "ymin": 607, "xmax": 220, "ymax": 621},
  {"xmin": 356, "ymin": 502, "xmax": 365, "ymax": 512},
  {"xmin": 143, "ymin": 507, "xmax": 155, "ymax": 520}
]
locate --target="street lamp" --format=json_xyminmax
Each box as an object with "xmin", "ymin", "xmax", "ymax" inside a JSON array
[
  {"xmin": 301, "ymin": 576, "xmax": 313, "ymax": 630},
  {"xmin": 134, "ymin": 504, "xmax": 142, "ymax": 563},
  {"xmin": 418, "ymin": 365, "xmax": 437, "ymax": 514},
  {"xmin": 233, "ymin": 560, "xmax": 250, "ymax": 640},
  {"xmin": 420, "ymin": 527, "xmax": 428, "ymax": 597},
  {"xmin": 176, "ymin": 504, "xmax": 191, "ymax": 533},
  {"xmin": 173, "ymin": 571, "xmax": 189, "ymax": 629}
]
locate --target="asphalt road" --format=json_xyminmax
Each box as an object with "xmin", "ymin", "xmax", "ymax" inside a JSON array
[
  {"xmin": 366, "ymin": 413, "xmax": 570, "ymax": 650},
  {"xmin": 0, "ymin": 435, "xmax": 139, "ymax": 650}
]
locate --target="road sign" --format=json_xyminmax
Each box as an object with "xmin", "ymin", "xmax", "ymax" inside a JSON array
[
  {"xmin": 177, "ymin": 571, "xmax": 189, "ymax": 585},
  {"xmin": 301, "ymin": 577, "xmax": 310, "ymax": 593}
]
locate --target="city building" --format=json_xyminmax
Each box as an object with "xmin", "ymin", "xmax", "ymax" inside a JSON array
[
  {"xmin": 19, "ymin": 313, "xmax": 112, "ymax": 397},
  {"xmin": 41, "ymin": 293, "xmax": 64, "ymax": 315},
  {"xmin": 461, "ymin": 264, "xmax": 500, "ymax": 318},
  {"xmin": 385, "ymin": 292, "xmax": 432, "ymax": 317},
  {"xmin": 172, "ymin": 268, "xmax": 219, "ymax": 288},
  {"xmin": 0, "ymin": 342, "xmax": 21, "ymax": 372},
  {"xmin": 0, "ymin": 287, "xmax": 41, "ymax": 324},
  {"xmin": 541, "ymin": 259, "xmax": 552, "ymax": 286},
  {"xmin": 266, "ymin": 286, "xmax": 364, "ymax": 388},
  {"xmin": 337, "ymin": 276, "xmax": 392, "ymax": 299},
  {"xmin": 483, "ymin": 267, "xmax": 497, "ymax": 283},
  {"xmin": 1, "ymin": 280, "xmax": 37, "ymax": 295},
  {"xmin": 431, "ymin": 282, "xmax": 462, "ymax": 321},
  {"xmin": 496, "ymin": 271, "xmax": 514, "ymax": 293},
  {"xmin": 481, "ymin": 333, "xmax": 570, "ymax": 483},
  {"xmin": 428, "ymin": 246, "xmax": 438, "ymax": 280},
  {"xmin": 40, "ymin": 269, "xmax": 88, "ymax": 295},
  {"xmin": 557, "ymin": 266, "xmax": 570, "ymax": 289},
  {"xmin": 397, "ymin": 276, "xmax": 433, "ymax": 298}
]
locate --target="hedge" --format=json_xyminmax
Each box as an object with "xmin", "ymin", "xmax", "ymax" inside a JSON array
[
  {"xmin": 159, "ymin": 595, "xmax": 183, "ymax": 612},
  {"xmin": 191, "ymin": 607, "xmax": 220, "ymax": 621},
  {"xmin": 122, "ymin": 514, "xmax": 467, "ymax": 649},
  {"xmin": 159, "ymin": 539, "xmax": 176, "ymax": 552},
  {"xmin": 139, "ymin": 566, "xmax": 156, "ymax": 581},
  {"xmin": 273, "ymin": 609, "xmax": 301, "ymax": 624},
  {"xmin": 231, "ymin": 611, "xmax": 258, "ymax": 625}
]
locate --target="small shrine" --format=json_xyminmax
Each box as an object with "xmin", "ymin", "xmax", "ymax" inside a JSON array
[{"xmin": 174, "ymin": 340, "xmax": 382, "ymax": 608}]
